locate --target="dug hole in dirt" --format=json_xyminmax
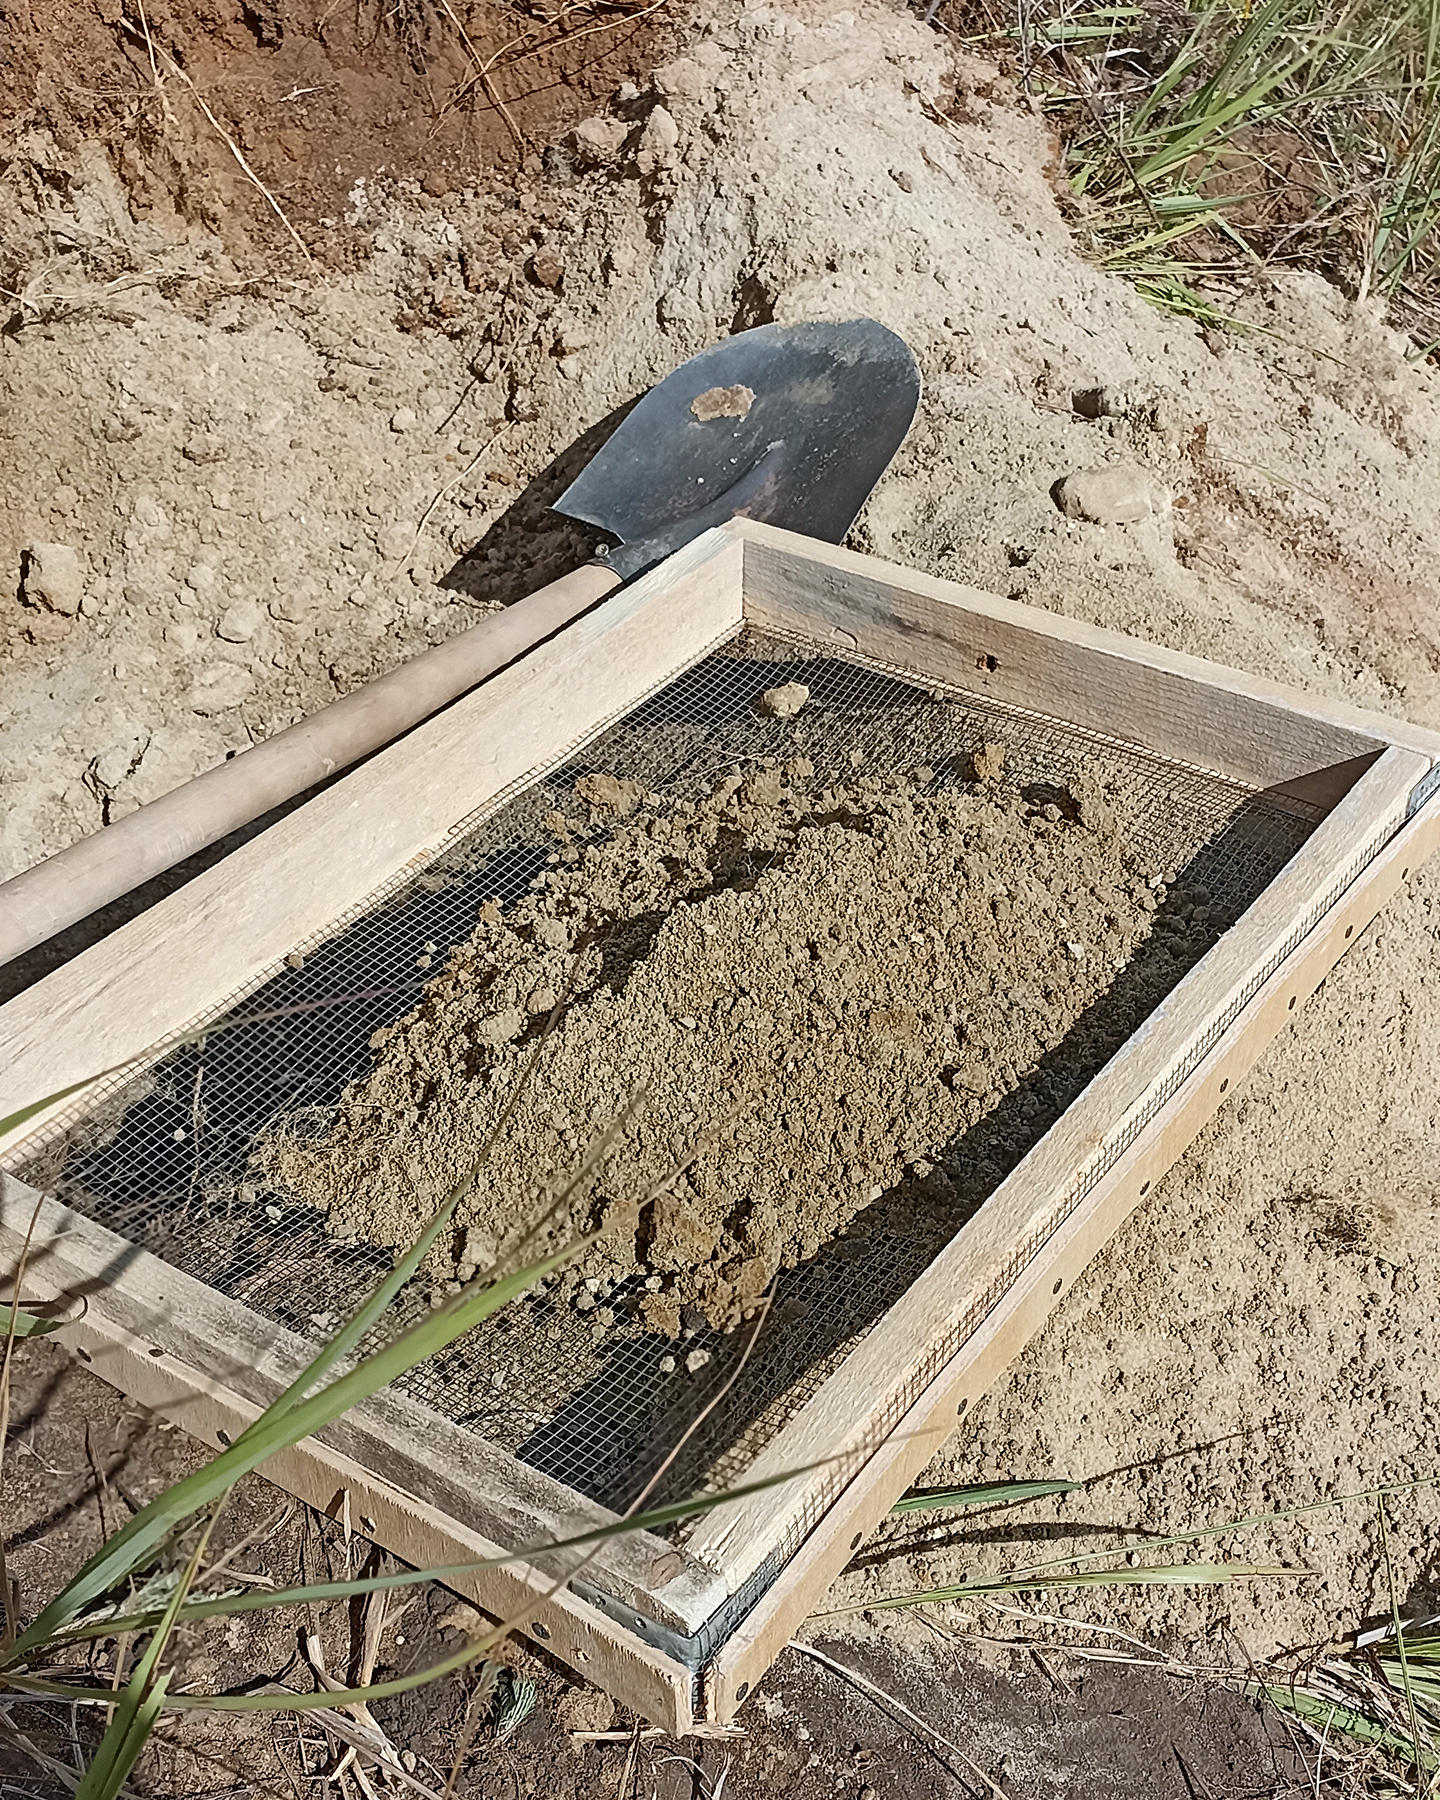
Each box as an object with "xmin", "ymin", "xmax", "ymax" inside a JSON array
[{"xmin": 2, "ymin": 0, "xmax": 1440, "ymax": 1787}]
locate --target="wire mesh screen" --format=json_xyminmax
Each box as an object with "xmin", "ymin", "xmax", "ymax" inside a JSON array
[{"xmin": 9, "ymin": 631, "xmax": 1323, "ymax": 1560}]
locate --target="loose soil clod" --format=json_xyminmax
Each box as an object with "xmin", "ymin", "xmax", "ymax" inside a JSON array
[{"xmin": 258, "ymin": 754, "xmax": 1217, "ymax": 1332}]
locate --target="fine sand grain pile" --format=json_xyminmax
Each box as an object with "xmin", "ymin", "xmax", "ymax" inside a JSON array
[{"xmin": 257, "ymin": 750, "xmax": 1219, "ymax": 1330}]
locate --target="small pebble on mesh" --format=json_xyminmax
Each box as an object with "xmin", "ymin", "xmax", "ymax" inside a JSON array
[{"xmin": 757, "ymin": 681, "xmax": 809, "ymax": 718}]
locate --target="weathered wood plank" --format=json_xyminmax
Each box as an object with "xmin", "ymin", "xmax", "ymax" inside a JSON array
[
  {"xmin": 733, "ymin": 521, "xmax": 1440, "ymax": 804},
  {"xmin": 704, "ymin": 783, "xmax": 1440, "ymax": 1720}
]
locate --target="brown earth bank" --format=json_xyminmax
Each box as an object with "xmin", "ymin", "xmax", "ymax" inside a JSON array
[{"xmin": 0, "ymin": 0, "xmax": 669, "ymax": 269}]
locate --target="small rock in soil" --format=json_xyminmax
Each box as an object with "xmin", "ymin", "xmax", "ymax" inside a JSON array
[
  {"xmin": 529, "ymin": 248, "xmax": 565, "ymax": 289},
  {"xmin": 92, "ymin": 736, "xmax": 143, "ymax": 790},
  {"xmin": 635, "ymin": 105, "xmax": 681, "ymax": 174},
  {"xmin": 217, "ymin": 600, "xmax": 263, "ymax": 642},
  {"xmin": 554, "ymin": 322, "xmax": 593, "ymax": 356},
  {"xmin": 574, "ymin": 771, "xmax": 645, "ymax": 817},
  {"xmin": 571, "ymin": 115, "xmax": 628, "ymax": 163},
  {"xmin": 1053, "ymin": 466, "xmax": 1156, "ymax": 525},
  {"xmin": 182, "ymin": 432, "xmax": 229, "ymax": 464},
  {"xmin": 553, "ymin": 1686, "xmax": 616, "ymax": 1735},
  {"xmin": 436, "ymin": 1601, "xmax": 484, "ymax": 1635},
  {"xmin": 652, "ymin": 56, "xmax": 710, "ymax": 101},
  {"xmin": 970, "ymin": 740, "xmax": 1006, "ymax": 784},
  {"xmin": 758, "ymin": 681, "xmax": 809, "ymax": 718},
  {"xmin": 22, "ymin": 542, "xmax": 85, "ymax": 616},
  {"xmin": 183, "ymin": 664, "xmax": 255, "ymax": 714}
]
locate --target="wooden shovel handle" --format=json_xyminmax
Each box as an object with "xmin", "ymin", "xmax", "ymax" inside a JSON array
[{"xmin": 0, "ymin": 562, "xmax": 622, "ymax": 968}]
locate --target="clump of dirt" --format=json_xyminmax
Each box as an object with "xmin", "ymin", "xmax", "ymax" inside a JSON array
[{"xmin": 257, "ymin": 752, "xmax": 1185, "ymax": 1329}]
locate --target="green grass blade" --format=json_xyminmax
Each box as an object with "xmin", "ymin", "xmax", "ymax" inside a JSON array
[
  {"xmin": 260, "ymin": 1182, "xmax": 465, "ymax": 1427},
  {"xmin": 890, "ymin": 1480, "xmax": 1082, "ymax": 1514},
  {"xmin": 0, "ymin": 1077, "xmax": 118, "ymax": 1143},
  {"xmin": 14, "ymin": 1628, "xmax": 502, "ymax": 1718},
  {"xmin": 52, "ymin": 1462, "xmax": 825, "ymax": 1644},
  {"xmin": 11, "ymin": 1055, "xmax": 626, "ymax": 1660},
  {"xmin": 73, "ymin": 1674, "xmax": 170, "ymax": 1800},
  {"xmin": 74, "ymin": 1511, "xmax": 217, "ymax": 1799},
  {"xmin": 831, "ymin": 1560, "xmax": 1302, "ymax": 1614},
  {"xmin": 0, "ymin": 1300, "xmax": 81, "ymax": 1339},
  {"xmin": 7, "ymin": 1241, "xmax": 583, "ymax": 1659},
  {"xmin": 1378, "ymin": 1498, "xmax": 1428, "ymax": 1769},
  {"xmin": 977, "ymin": 1471, "xmax": 1440, "ymax": 1588},
  {"xmin": 1260, "ymin": 1684, "xmax": 1436, "ymax": 1769}
]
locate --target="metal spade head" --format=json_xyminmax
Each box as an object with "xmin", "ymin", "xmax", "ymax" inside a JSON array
[{"xmin": 554, "ymin": 320, "xmax": 921, "ymax": 580}]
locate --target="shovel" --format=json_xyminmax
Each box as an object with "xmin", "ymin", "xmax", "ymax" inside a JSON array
[{"xmin": 0, "ymin": 319, "xmax": 920, "ymax": 967}]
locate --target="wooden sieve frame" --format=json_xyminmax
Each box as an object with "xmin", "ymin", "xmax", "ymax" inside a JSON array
[{"xmin": 4, "ymin": 520, "xmax": 1440, "ymax": 1728}]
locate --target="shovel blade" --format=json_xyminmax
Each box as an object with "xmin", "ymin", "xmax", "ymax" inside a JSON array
[{"xmin": 554, "ymin": 320, "xmax": 920, "ymax": 573}]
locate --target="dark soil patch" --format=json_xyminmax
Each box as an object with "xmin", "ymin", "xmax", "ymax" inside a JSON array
[{"xmin": 0, "ymin": 0, "xmax": 670, "ymax": 268}]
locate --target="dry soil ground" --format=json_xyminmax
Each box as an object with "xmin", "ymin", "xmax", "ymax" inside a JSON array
[{"xmin": 2, "ymin": 0, "xmax": 1439, "ymax": 1791}]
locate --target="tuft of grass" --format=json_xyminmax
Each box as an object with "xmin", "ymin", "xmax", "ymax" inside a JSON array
[
  {"xmin": 1260, "ymin": 1623, "xmax": 1440, "ymax": 1786},
  {"xmin": 942, "ymin": 0, "xmax": 1440, "ymax": 344},
  {"xmin": 1261, "ymin": 1500, "xmax": 1439, "ymax": 1789}
]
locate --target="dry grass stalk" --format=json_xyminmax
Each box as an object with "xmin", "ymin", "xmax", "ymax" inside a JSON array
[
  {"xmin": 117, "ymin": 14, "xmax": 314, "ymax": 265},
  {"xmin": 435, "ymin": 0, "xmax": 525, "ymax": 152}
]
